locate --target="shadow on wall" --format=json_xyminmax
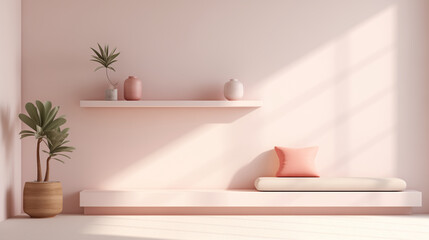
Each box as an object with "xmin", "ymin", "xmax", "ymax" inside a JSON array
[
  {"xmin": 0, "ymin": 106, "xmax": 17, "ymax": 218},
  {"xmin": 228, "ymin": 150, "xmax": 277, "ymax": 189},
  {"xmin": 61, "ymin": 107, "xmax": 260, "ymax": 207},
  {"xmin": 396, "ymin": 1, "xmax": 429, "ymax": 213}
]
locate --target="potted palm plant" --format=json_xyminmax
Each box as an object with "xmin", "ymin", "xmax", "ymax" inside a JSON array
[
  {"xmin": 19, "ymin": 100, "xmax": 75, "ymax": 218},
  {"xmin": 90, "ymin": 43, "xmax": 120, "ymax": 100}
]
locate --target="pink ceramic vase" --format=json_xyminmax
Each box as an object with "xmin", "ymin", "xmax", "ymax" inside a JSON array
[{"xmin": 124, "ymin": 76, "xmax": 142, "ymax": 101}]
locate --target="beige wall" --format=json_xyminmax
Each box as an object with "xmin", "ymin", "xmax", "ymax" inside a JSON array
[
  {"xmin": 22, "ymin": 0, "xmax": 429, "ymax": 213},
  {"xmin": 0, "ymin": 0, "xmax": 21, "ymax": 221}
]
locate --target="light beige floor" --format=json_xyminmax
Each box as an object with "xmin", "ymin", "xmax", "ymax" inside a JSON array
[{"xmin": 0, "ymin": 214, "xmax": 428, "ymax": 240}]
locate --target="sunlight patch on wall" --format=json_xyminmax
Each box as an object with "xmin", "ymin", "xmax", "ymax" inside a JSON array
[{"xmin": 259, "ymin": 6, "xmax": 397, "ymax": 177}]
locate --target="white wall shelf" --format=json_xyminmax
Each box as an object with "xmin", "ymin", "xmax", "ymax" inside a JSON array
[
  {"xmin": 80, "ymin": 189, "xmax": 422, "ymax": 208},
  {"xmin": 80, "ymin": 100, "xmax": 262, "ymax": 108}
]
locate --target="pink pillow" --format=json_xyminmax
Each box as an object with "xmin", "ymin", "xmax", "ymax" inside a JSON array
[{"xmin": 274, "ymin": 146, "xmax": 319, "ymax": 177}]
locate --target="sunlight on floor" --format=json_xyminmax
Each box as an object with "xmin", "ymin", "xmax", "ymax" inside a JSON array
[
  {"xmin": 1, "ymin": 215, "xmax": 428, "ymax": 240},
  {"xmin": 82, "ymin": 215, "xmax": 429, "ymax": 240}
]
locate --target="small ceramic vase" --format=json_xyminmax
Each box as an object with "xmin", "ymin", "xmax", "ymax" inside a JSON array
[
  {"xmin": 105, "ymin": 89, "xmax": 118, "ymax": 101},
  {"xmin": 124, "ymin": 76, "xmax": 142, "ymax": 101},
  {"xmin": 224, "ymin": 79, "xmax": 244, "ymax": 100}
]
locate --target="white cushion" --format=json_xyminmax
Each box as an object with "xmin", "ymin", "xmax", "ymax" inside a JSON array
[{"xmin": 255, "ymin": 177, "xmax": 406, "ymax": 191}]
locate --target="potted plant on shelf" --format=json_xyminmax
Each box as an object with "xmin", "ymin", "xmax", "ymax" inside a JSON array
[
  {"xmin": 90, "ymin": 43, "xmax": 120, "ymax": 101},
  {"xmin": 19, "ymin": 100, "xmax": 75, "ymax": 218}
]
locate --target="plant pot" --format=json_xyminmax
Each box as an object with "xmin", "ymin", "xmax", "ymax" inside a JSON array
[
  {"xmin": 23, "ymin": 181, "xmax": 63, "ymax": 218},
  {"xmin": 105, "ymin": 89, "xmax": 118, "ymax": 101}
]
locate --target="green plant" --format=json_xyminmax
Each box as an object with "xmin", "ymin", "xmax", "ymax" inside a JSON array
[
  {"xmin": 43, "ymin": 128, "xmax": 74, "ymax": 181},
  {"xmin": 90, "ymin": 43, "xmax": 120, "ymax": 89},
  {"xmin": 19, "ymin": 100, "xmax": 75, "ymax": 182}
]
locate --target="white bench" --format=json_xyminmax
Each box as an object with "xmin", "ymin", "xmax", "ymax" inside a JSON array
[{"xmin": 80, "ymin": 189, "xmax": 422, "ymax": 215}]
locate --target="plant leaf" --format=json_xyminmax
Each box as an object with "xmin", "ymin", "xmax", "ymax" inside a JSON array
[
  {"xmin": 91, "ymin": 58, "xmax": 106, "ymax": 67},
  {"xmin": 35, "ymin": 100, "xmax": 45, "ymax": 126},
  {"xmin": 19, "ymin": 113, "xmax": 37, "ymax": 130},
  {"xmin": 107, "ymin": 53, "xmax": 119, "ymax": 64},
  {"xmin": 36, "ymin": 125, "xmax": 43, "ymax": 136},
  {"xmin": 20, "ymin": 134, "xmax": 35, "ymax": 139},
  {"xmin": 34, "ymin": 132, "xmax": 44, "ymax": 139},
  {"xmin": 90, "ymin": 59, "xmax": 108, "ymax": 67},
  {"xmin": 53, "ymin": 158, "xmax": 65, "ymax": 164},
  {"xmin": 46, "ymin": 136, "xmax": 53, "ymax": 145},
  {"xmin": 45, "ymin": 117, "xmax": 66, "ymax": 131},
  {"xmin": 61, "ymin": 128, "xmax": 69, "ymax": 134},
  {"xmin": 53, "ymin": 146, "xmax": 75, "ymax": 153},
  {"xmin": 44, "ymin": 101, "xmax": 52, "ymax": 119},
  {"xmin": 55, "ymin": 153, "xmax": 71, "ymax": 159},
  {"xmin": 94, "ymin": 66, "xmax": 105, "ymax": 71},
  {"xmin": 91, "ymin": 55, "xmax": 105, "ymax": 61},
  {"xmin": 25, "ymin": 102, "xmax": 40, "ymax": 126},
  {"xmin": 43, "ymin": 106, "xmax": 59, "ymax": 128},
  {"xmin": 107, "ymin": 59, "xmax": 117, "ymax": 66},
  {"xmin": 91, "ymin": 55, "xmax": 105, "ymax": 63},
  {"xmin": 19, "ymin": 130, "xmax": 34, "ymax": 135},
  {"xmin": 90, "ymin": 47, "xmax": 102, "ymax": 59},
  {"xmin": 110, "ymin": 52, "xmax": 120, "ymax": 60},
  {"xmin": 42, "ymin": 139, "xmax": 49, "ymax": 148},
  {"xmin": 97, "ymin": 43, "xmax": 105, "ymax": 60}
]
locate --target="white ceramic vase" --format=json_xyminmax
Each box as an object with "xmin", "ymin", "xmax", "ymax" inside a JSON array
[
  {"xmin": 105, "ymin": 89, "xmax": 118, "ymax": 101},
  {"xmin": 224, "ymin": 79, "xmax": 244, "ymax": 100}
]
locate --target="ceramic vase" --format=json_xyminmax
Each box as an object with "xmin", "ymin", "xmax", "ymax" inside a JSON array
[
  {"xmin": 224, "ymin": 79, "xmax": 244, "ymax": 100},
  {"xmin": 23, "ymin": 181, "xmax": 63, "ymax": 218},
  {"xmin": 124, "ymin": 76, "xmax": 142, "ymax": 101},
  {"xmin": 105, "ymin": 89, "xmax": 118, "ymax": 101}
]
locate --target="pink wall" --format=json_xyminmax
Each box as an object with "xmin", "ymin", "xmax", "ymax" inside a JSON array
[
  {"xmin": 0, "ymin": 0, "xmax": 21, "ymax": 221},
  {"xmin": 22, "ymin": 0, "xmax": 429, "ymax": 213}
]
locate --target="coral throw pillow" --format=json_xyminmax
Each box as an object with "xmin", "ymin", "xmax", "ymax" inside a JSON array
[{"xmin": 274, "ymin": 146, "xmax": 320, "ymax": 177}]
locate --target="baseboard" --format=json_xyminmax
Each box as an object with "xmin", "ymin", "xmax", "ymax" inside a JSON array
[{"xmin": 83, "ymin": 206, "xmax": 413, "ymax": 215}]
